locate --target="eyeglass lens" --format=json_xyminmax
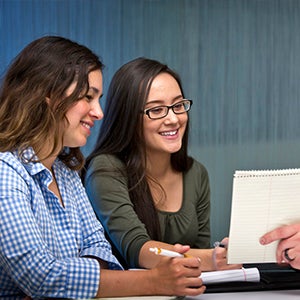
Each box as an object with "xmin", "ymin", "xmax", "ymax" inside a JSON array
[{"xmin": 146, "ymin": 100, "xmax": 192, "ymax": 119}]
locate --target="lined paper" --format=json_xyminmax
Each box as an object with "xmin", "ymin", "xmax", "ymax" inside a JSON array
[
  {"xmin": 228, "ymin": 169, "xmax": 300, "ymax": 264},
  {"xmin": 201, "ymin": 267, "xmax": 260, "ymax": 284}
]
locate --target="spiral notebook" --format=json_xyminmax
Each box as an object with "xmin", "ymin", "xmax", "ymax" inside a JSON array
[{"xmin": 227, "ymin": 168, "xmax": 300, "ymax": 264}]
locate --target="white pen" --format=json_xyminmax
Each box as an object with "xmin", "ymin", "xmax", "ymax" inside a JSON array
[{"xmin": 149, "ymin": 247, "xmax": 189, "ymax": 258}]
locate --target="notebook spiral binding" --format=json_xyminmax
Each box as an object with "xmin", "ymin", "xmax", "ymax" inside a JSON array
[{"xmin": 234, "ymin": 168, "xmax": 300, "ymax": 178}]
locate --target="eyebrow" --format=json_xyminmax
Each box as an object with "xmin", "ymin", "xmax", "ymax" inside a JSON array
[
  {"xmin": 146, "ymin": 95, "xmax": 184, "ymax": 106},
  {"xmin": 89, "ymin": 87, "xmax": 100, "ymax": 94}
]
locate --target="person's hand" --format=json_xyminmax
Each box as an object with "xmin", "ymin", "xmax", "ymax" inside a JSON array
[
  {"xmin": 260, "ymin": 224, "xmax": 300, "ymax": 269},
  {"xmin": 173, "ymin": 243, "xmax": 191, "ymax": 256},
  {"xmin": 213, "ymin": 237, "xmax": 242, "ymax": 270},
  {"xmin": 151, "ymin": 255, "xmax": 205, "ymax": 296}
]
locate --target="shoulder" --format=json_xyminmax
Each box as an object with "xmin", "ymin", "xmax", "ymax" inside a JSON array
[
  {"xmin": 88, "ymin": 154, "xmax": 125, "ymax": 170},
  {"xmin": 184, "ymin": 158, "xmax": 211, "ymax": 202},
  {"xmin": 0, "ymin": 151, "xmax": 32, "ymax": 193},
  {"xmin": 0, "ymin": 151, "xmax": 18, "ymax": 164},
  {"xmin": 0, "ymin": 151, "xmax": 13, "ymax": 160},
  {"xmin": 85, "ymin": 154, "xmax": 127, "ymax": 184},
  {"xmin": 188, "ymin": 158, "xmax": 209, "ymax": 178},
  {"xmin": 0, "ymin": 151, "xmax": 27, "ymax": 176},
  {"xmin": 184, "ymin": 157, "xmax": 210, "ymax": 191}
]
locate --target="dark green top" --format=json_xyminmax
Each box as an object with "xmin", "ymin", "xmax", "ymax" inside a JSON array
[{"xmin": 84, "ymin": 154, "xmax": 211, "ymax": 269}]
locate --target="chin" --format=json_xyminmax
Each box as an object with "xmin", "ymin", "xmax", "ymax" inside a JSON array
[
  {"xmin": 66, "ymin": 140, "xmax": 87, "ymax": 148},
  {"xmin": 166, "ymin": 147, "xmax": 182, "ymax": 154},
  {"xmin": 168, "ymin": 144, "xmax": 182, "ymax": 153}
]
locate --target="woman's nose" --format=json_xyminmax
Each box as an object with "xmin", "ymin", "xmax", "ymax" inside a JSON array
[
  {"xmin": 90, "ymin": 101, "xmax": 103, "ymax": 120},
  {"xmin": 164, "ymin": 108, "xmax": 179, "ymax": 123}
]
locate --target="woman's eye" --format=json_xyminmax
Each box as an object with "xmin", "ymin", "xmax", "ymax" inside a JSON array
[
  {"xmin": 174, "ymin": 103, "xmax": 184, "ymax": 111},
  {"xmin": 151, "ymin": 107, "xmax": 164, "ymax": 114},
  {"xmin": 86, "ymin": 95, "xmax": 93, "ymax": 101}
]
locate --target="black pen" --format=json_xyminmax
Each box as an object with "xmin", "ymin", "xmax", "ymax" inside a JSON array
[{"xmin": 213, "ymin": 241, "xmax": 226, "ymax": 248}]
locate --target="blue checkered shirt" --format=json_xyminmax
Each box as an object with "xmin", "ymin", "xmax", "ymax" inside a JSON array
[{"xmin": 0, "ymin": 149, "xmax": 122, "ymax": 299}]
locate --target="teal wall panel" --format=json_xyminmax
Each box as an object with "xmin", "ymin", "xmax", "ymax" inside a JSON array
[{"xmin": 1, "ymin": 0, "xmax": 300, "ymax": 244}]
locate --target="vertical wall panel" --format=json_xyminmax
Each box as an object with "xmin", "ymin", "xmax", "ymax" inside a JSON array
[{"xmin": 1, "ymin": 0, "xmax": 300, "ymax": 243}]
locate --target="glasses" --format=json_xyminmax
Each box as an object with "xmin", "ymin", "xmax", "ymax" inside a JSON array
[{"xmin": 143, "ymin": 99, "xmax": 193, "ymax": 120}]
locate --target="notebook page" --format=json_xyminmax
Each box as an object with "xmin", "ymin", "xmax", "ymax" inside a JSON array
[{"xmin": 228, "ymin": 169, "xmax": 300, "ymax": 264}]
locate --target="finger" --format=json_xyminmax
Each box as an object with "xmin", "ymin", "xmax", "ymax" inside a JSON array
[
  {"xmin": 186, "ymin": 277, "xmax": 203, "ymax": 287},
  {"xmin": 220, "ymin": 237, "xmax": 229, "ymax": 247},
  {"xmin": 182, "ymin": 256, "xmax": 201, "ymax": 268},
  {"xmin": 214, "ymin": 246, "xmax": 227, "ymax": 256},
  {"xmin": 212, "ymin": 247, "xmax": 227, "ymax": 270},
  {"xmin": 282, "ymin": 248, "xmax": 296, "ymax": 263},
  {"xmin": 260, "ymin": 225, "xmax": 299, "ymax": 245},
  {"xmin": 213, "ymin": 255, "xmax": 227, "ymax": 270},
  {"xmin": 185, "ymin": 266, "xmax": 203, "ymax": 278},
  {"xmin": 174, "ymin": 243, "xmax": 191, "ymax": 254},
  {"xmin": 214, "ymin": 247, "xmax": 227, "ymax": 264},
  {"xmin": 183, "ymin": 285, "xmax": 206, "ymax": 297},
  {"xmin": 275, "ymin": 238, "xmax": 298, "ymax": 263}
]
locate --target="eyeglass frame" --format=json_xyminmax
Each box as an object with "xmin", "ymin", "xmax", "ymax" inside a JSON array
[{"xmin": 143, "ymin": 99, "xmax": 193, "ymax": 120}]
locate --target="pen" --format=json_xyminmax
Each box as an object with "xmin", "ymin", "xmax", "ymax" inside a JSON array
[
  {"xmin": 213, "ymin": 241, "xmax": 226, "ymax": 248},
  {"xmin": 149, "ymin": 247, "xmax": 189, "ymax": 258}
]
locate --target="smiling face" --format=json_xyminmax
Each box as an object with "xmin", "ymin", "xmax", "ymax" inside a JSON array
[
  {"xmin": 63, "ymin": 69, "xmax": 103, "ymax": 148},
  {"xmin": 143, "ymin": 72, "xmax": 188, "ymax": 157}
]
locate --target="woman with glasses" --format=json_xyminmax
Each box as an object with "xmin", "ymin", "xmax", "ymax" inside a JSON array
[{"xmin": 84, "ymin": 57, "xmax": 240, "ymax": 271}]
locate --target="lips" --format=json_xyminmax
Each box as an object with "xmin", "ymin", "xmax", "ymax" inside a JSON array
[
  {"xmin": 81, "ymin": 121, "xmax": 92, "ymax": 129},
  {"xmin": 160, "ymin": 130, "xmax": 178, "ymax": 136}
]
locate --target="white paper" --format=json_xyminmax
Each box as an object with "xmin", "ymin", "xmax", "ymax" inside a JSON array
[
  {"xmin": 228, "ymin": 168, "xmax": 300, "ymax": 264},
  {"xmin": 130, "ymin": 267, "xmax": 260, "ymax": 285},
  {"xmin": 201, "ymin": 267, "xmax": 260, "ymax": 285}
]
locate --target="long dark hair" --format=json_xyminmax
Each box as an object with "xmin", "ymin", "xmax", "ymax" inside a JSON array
[
  {"xmin": 0, "ymin": 36, "xmax": 103, "ymax": 170},
  {"xmin": 85, "ymin": 57, "xmax": 193, "ymax": 238}
]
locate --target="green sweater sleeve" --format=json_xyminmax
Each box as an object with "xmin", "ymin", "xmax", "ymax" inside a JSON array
[{"xmin": 84, "ymin": 154, "xmax": 151, "ymax": 268}]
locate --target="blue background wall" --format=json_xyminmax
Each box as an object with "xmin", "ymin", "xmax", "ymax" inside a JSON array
[{"xmin": 1, "ymin": 0, "xmax": 300, "ymax": 245}]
